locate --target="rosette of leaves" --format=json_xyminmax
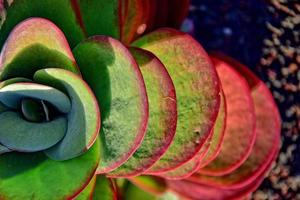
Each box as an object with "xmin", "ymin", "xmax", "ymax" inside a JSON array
[{"xmin": 0, "ymin": 1, "xmax": 281, "ymax": 200}]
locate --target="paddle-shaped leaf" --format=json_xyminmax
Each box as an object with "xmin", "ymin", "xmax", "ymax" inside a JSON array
[
  {"xmin": 0, "ymin": 0, "xmax": 85, "ymax": 48},
  {"xmin": 160, "ymin": 90, "xmax": 226, "ymax": 180},
  {"xmin": 0, "ymin": 138, "xmax": 100, "ymax": 200},
  {"xmin": 0, "ymin": 82, "xmax": 71, "ymax": 113},
  {"xmin": 74, "ymin": 176, "xmax": 97, "ymax": 200},
  {"xmin": 92, "ymin": 176, "xmax": 117, "ymax": 200},
  {"xmin": 189, "ymin": 56, "xmax": 281, "ymax": 189},
  {"xmin": 199, "ymin": 59, "xmax": 256, "ymax": 176},
  {"xmin": 0, "ymin": 17, "xmax": 79, "ymax": 80},
  {"xmin": 73, "ymin": 36, "xmax": 148, "ymax": 173},
  {"xmin": 34, "ymin": 68, "xmax": 100, "ymax": 161},
  {"xmin": 0, "ymin": 112, "xmax": 67, "ymax": 152},
  {"xmin": 128, "ymin": 176, "xmax": 167, "ymax": 195},
  {"xmin": 199, "ymin": 89, "xmax": 227, "ymax": 168},
  {"xmin": 108, "ymin": 47, "xmax": 176, "ymax": 177},
  {"xmin": 133, "ymin": 28, "xmax": 220, "ymax": 173}
]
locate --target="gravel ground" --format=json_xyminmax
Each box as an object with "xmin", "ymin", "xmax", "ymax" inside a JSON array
[{"xmin": 184, "ymin": 0, "xmax": 300, "ymax": 199}]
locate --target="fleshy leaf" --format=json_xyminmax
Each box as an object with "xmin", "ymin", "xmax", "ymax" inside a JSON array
[
  {"xmin": 0, "ymin": 77, "xmax": 32, "ymax": 88},
  {"xmin": 74, "ymin": 176, "xmax": 97, "ymax": 200},
  {"xmin": 92, "ymin": 176, "xmax": 117, "ymax": 200},
  {"xmin": 0, "ymin": 145, "xmax": 10, "ymax": 155},
  {"xmin": 0, "ymin": 112, "xmax": 66, "ymax": 152},
  {"xmin": 188, "ymin": 56, "xmax": 281, "ymax": 189},
  {"xmin": 128, "ymin": 176, "xmax": 167, "ymax": 195},
  {"xmin": 0, "ymin": 82, "xmax": 71, "ymax": 113},
  {"xmin": 168, "ymin": 167, "xmax": 272, "ymax": 200},
  {"xmin": 108, "ymin": 47, "xmax": 176, "ymax": 177},
  {"xmin": 73, "ymin": 36, "xmax": 148, "ymax": 173},
  {"xmin": 124, "ymin": 182, "xmax": 181, "ymax": 200},
  {"xmin": 159, "ymin": 89, "xmax": 226, "ymax": 179},
  {"xmin": 0, "ymin": 0, "xmax": 85, "ymax": 48},
  {"xmin": 133, "ymin": 28, "xmax": 220, "ymax": 173},
  {"xmin": 199, "ymin": 88, "xmax": 227, "ymax": 168},
  {"xmin": 0, "ymin": 138, "xmax": 100, "ymax": 200},
  {"xmin": 122, "ymin": 0, "xmax": 152, "ymax": 44},
  {"xmin": 0, "ymin": 17, "xmax": 79, "ymax": 80},
  {"xmin": 34, "ymin": 68, "xmax": 100, "ymax": 160},
  {"xmin": 75, "ymin": 0, "xmax": 150, "ymax": 44},
  {"xmin": 162, "ymin": 135, "xmax": 211, "ymax": 181},
  {"xmin": 199, "ymin": 58, "xmax": 256, "ymax": 176}
]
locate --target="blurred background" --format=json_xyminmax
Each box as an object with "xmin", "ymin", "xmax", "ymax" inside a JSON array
[{"xmin": 182, "ymin": 0, "xmax": 299, "ymax": 199}]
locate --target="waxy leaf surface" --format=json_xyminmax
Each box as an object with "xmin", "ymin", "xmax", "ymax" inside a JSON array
[
  {"xmin": 0, "ymin": 138, "xmax": 100, "ymax": 200},
  {"xmin": 73, "ymin": 36, "xmax": 148, "ymax": 173},
  {"xmin": 199, "ymin": 59, "xmax": 256, "ymax": 176},
  {"xmin": 34, "ymin": 68, "xmax": 100, "ymax": 161},
  {"xmin": 133, "ymin": 28, "xmax": 220, "ymax": 173},
  {"xmin": 108, "ymin": 47, "xmax": 176, "ymax": 177}
]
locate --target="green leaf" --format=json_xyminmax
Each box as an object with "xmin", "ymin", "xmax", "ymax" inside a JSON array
[
  {"xmin": 133, "ymin": 28, "xmax": 220, "ymax": 173},
  {"xmin": 199, "ymin": 88, "xmax": 227, "ymax": 168},
  {"xmin": 76, "ymin": 0, "xmax": 148, "ymax": 44},
  {"xmin": 199, "ymin": 57, "xmax": 256, "ymax": 176},
  {"xmin": 158, "ymin": 90, "xmax": 226, "ymax": 179},
  {"xmin": 0, "ymin": 138, "xmax": 100, "ymax": 200},
  {"xmin": 0, "ymin": 82, "xmax": 71, "ymax": 113},
  {"xmin": 0, "ymin": 18, "xmax": 80, "ymax": 80},
  {"xmin": 128, "ymin": 176, "xmax": 167, "ymax": 195},
  {"xmin": 124, "ymin": 182, "xmax": 180, "ymax": 200},
  {"xmin": 34, "ymin": 68, "xmax": 100, "ymax": 161},
  {"xmin": 0, "ymin": 145, "xmax": 11, "ymax": 155},
  {"xmin": 0, "ymin": 101, "xmax": 8, "ymax": 113},
  {"xmin": 21, "ymin": 99, "xmax": 48, "ymax": 122},
  {"xmin": 73, "ymin": 36, "xmax": 148, "ymax": 173},
  {"xmin": 92, "ymin": 176, "xmax": 117, "ymax": 200},
  {"xmin": 0, "ymin": 0, "xmax": 85, "ymax": 48},
  {"xmin": 0, "ymin": 112, "xmax": 67, "ymax": 152},
  {"xmin": 0, "ymin": 77, "xmax": 33, "ymax": 88},
  {"xmin": 74, "ymin": 176, "xmax": 97, "ymax": 200},
  {"xmin": 76, "ymin": 0, "xmax": 120, "ymax": 39},
  {"xmin": 108, "ymin": 47, "xmax": 176, "ymax": 177}
]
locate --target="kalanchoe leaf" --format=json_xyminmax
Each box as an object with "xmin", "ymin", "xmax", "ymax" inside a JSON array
[
  {"xmin": 159, "ymin": 90, "xmax": 226, "ymax": 180},
  {"xmin": 75, "ymin": 0, "xmax": 121, "ymax": 39},
  {"xmin": 0, "ymin": 144, "xmax": 11, "ymax": 155},
  {"xmin": 0, "ymin": 101, "xmax": 8, "ymax": 113},
  {"xmin": 74, "ymin": 176, "xmax": 97, "ymax": 200},
  {"xmin": 0, "ymin": 82, "xmax": 71, "ymax": 113},
  {"xmin": 21, "ymin": 99, "xmax": 47, "ymax": 122},
  {"xmin": 0, "ymin": 17, "xmax": 80, "ymax": 80},
  {"xmin": 158, "ymin": 132, "xmax": 212, "ymax": 180},
  {"xmin": 124, "ymin": 181, "xmax": 181, "ymax": 200},
  {"xmin": 108, "ymin": 47, "xmax": 177, "ymax": 177},
  {"xmin": 199, "ymin": 60, "xmax": 256, "ymax": 176},
  {"xmin": 0, "ymin": 77, "xmax": 32, "ymax": 88},
  {"xmin": 122, "ymin": 0, "xmax": 152, "ymax": 44},
  {"xmin": 0, "ymin": 112, "xmax": 67, "ymax": 152},
  {"xmin": 92, "ymin": 176, "xmax": 118, "ymax": 200},
  {"xmin": 188, "ymin": 56, "xmax": 281, "ymax": 189},
  {"xmin": 133, "ymin": 28, "xmax": 220, "ymax": 173},
  {"xmin": 128, "ymin": 176, "xmax": 167, "ymax": 195},
  {"xmin": 0, "ymin": 138, "xmax": 100, "ymax": 200},
  {"xmin": 75, "ymin": 0, "xmax": 150, "ymax": 44},
  {"xmin": 34, "ymin": 68, "xmax": 100, "ymax": 161},
  {"xmin": 199, "ymin": 88, "xmax": 227, "ymax": 168},
  {"xmin": 73, "ymin": 36, "xmax": 148, "ymax": 173},
  {"xmin": 168, "ymin": 165, "xmax": 275, "ymax": 200},
  {"xmin": 0, "ymin": 0, "xmax": 85, "ymax": 48}
]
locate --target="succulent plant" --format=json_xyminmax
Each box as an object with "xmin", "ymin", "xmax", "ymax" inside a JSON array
[{"xmin": 0, "ymin": 0, "xmax": 281, "ymax": 199}]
